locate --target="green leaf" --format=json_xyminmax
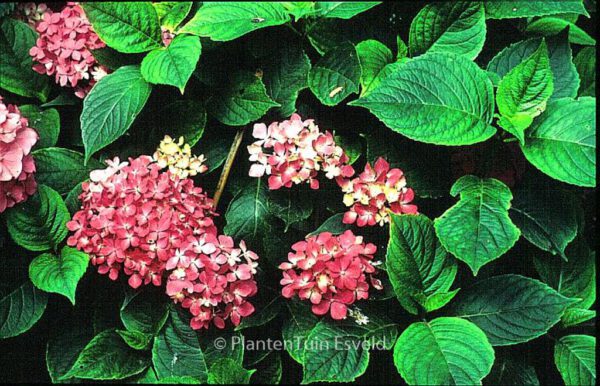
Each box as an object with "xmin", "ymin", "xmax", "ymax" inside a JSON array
[
  {"xmin": 180, "ymin": 2, "xmax": 290, "ymax": 41},
  {"xmin": 250, "ymin": 352, "xmax": 282, "ymax": 384},
  {"xmin": 307, "ymin": 213, "xmax": 351, "ymax": 237},
  {"xmin": 141, "ymin": 34, "xmax": 201, "ymax": 92},
  {"xmin": 434, "ymin": 176, "xmax": 521, "ymax": 275},
  {"xmin": 451, "ymin": 274, "xmax": 575, "ymax": 345},
  {"xmin": 81, "ymin": 66, "xmax": 152, "ymax": 162},
  {"xmin": 263, "ymin": 44, "xmax": 311, "ymax": 117},
  {"xmin": 534, "ymin": 237, "xmax": 595, "ymax": 310},
  {"xmin": 510, "ymin": 183, "xmax": 580, "ymax": 258},
  {"xmin": 65, "ymin": 182, "xmax": 84, "ymax": 216},
  {"xmin": 0, "ymin": 18, "xmax": 50, "ymax": 101},
  {"xmin": 117, "ymin": 329, "xmax": 153, "ymax": 350},
  {"xmin": 120, "ymin": 287, "xmax": 169, "ymax": 335},
  {"xmin": 574, "ymin": 47, "xmax": 595, "ymax": 97},
  {"xmin": 152, "ymin": 309, "xmax": 208, "ymax": 382},
  {"xmin": 302, "ymin": 316, "xmax": 395, "ymax": 383},
  {"xmin": 314, "ymin": 2, "xmax": 380, "ymax": 19},
  {"xmin": 29, "ymin": 246, "xmax": 89, "ymax": 305},
  {"xmin": 236, "ymin": 290, "xmax": 281, "ymax": 331},
  {"xmin": 487, "ymin": 30, "xmax": 579, "ymax": 100},
  {"xmin": 192, "ymin": 125, "xmax": 232, "ymax": 173},
  {"xmin": 62, "ymin": 330, "xmax": 149, "ymax": 380},
  {"xmin": 554, "ymin": 335, "xmax": 596, "ymax": 386},
  {"xmin": 6, "ymin": 185, "xmax": 69, "ymax": 252},
  {"xmin": 561, "ymin": 308, "xmax": 596, "ymax": 327},
  {"xmin": 409, "ymin": 1, "xmax": 486, "ymax": 60},
  {"xmin": 393, "ymin": 317, "xmax": 494, "ymax": 385},
  {"xmin": 32, "ymin": 148, "xmax": 103, "ymax": 195},
  {"xmin": 0, "ymin": 282, "xmax": 48, "ymax": 339},
  {"xmin": 208, "ymin": 358, "xmax": 254, "ymax": 384},
  {"xmin": 386, "ymin": 214, "xmax": 458, "ymax": 314},
  {"xmin": 156, "ymin": 100, "xmax": 206, "ymax": 147},
  {"xmin": 154, "ymin": 2, "xmax": 192, "ymax": 31},
  {"xmin": 485, "ymin": 355, "xmax": 540, "ymax": 385},
  {"xmin": 308, "ymin": 42, "xmax": 361, "ymax": 106},
  {"xmin": 496, "ymin": 40, "xmax": 554, "ymax": 143},
  {"xmin": 281, "ymin": 301, "xmax": 319, "ymax": 364},
  {"xmin": 209, "ymin": 72, "xmax": 278, "ymax": 126},
  {"xmin": 198, "ymin": 330, "xmax": 244, "ymax": 368},
  {"xmin": 267, "ymin": 188, "xmax": 313, "ymax": 232},
  {"xmin": 0, "ymin": 3, "xmax": 15, "ymax": 17},
  {"xmin": 521, "ymin": 97, "xmax": 596, "ymax": 187},
  {"xmin": 19, "ymin": 105, "xmax": 60, "ymax": 149},
  {"xmin": 282, "ymin": 2, "xmax": 317, "ymax": 21},
  {"xmin": 82, "ymin": 2, "xmax": 162, "ymax": 53},
  {"xmin": 526, "ymin": 18, "xmax": 596, "ymax": 46},
  {"xmin": 355, "ymin": 39, "xmax": 393, "ymax": 95},
  {"xmin": 46, "ymin": 325, "xmax": 92, "ymax": 383},
  {"xmin": 484, "ymin": 1, "xmax": 589, "ymax": 19},
  {"xmin": 351, "ymin": 52, "xmax": 496, "ymax": 145},
  {"xmin": 224, "ymin": 179, "xmax": 275, "ymax": 245}
]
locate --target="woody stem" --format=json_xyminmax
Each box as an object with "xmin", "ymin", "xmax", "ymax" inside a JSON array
[{"xmin": 213, "ymin": 128, "xmax": 245, "ymax": 208}]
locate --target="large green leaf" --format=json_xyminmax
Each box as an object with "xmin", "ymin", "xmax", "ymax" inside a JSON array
[
  {"xmin": 82, "ymin": 2, "xmax": 162, "ymax": 53},
  {"xmin": 207, "ymin": 358, "xmax": 254, "ymax": 384},
  {"xmin": 19, "ymin": 105, "xmax": 60, "ymax": 149},
  {"xmin": 386, "ymin": 214, "xmax": 458, "ymax": 314},
  {"xmin": 152, "ymin": 309, "xmax": 208, "ymax": 382},
  {"xmin": 180, "ymin": 2, "xmax": 290, "ymax": 41},
  {"xmin": 308, "ymin": 42, "xmax": 361, "ymax": 106},
  {"xmin": 46, "ymin": 324, "xmax": 93, "ymax": 383},
  {"xmin": 154, "ymin": 1, "xmax": 192, "ymax": 31},
  {"xmin": 209, "ymin": 72, "xmax": 278, "ymax": 126},
  {"xmin": 574, "ymin": 47, "xmax": 595, "ymax": 97},
  {"xmin": 393, "ymin": 317, "xmax": 494, "ymax": 385},
  {"xmin": 484, "ymin": 1, "xmax": 589, "ymax": 19},
  {"xmin": 451, "ymin": 274, "xmax": 575, "ymax": 345},
  {"xmin": 141, "ymin": 34, "xmax": 201, "ymax": 92},
  {"xmin": 521, "ymin": 97, "xmax": 596, "ymax": 187},
  {"xmin": 487, "ymin": 30, "xmax": 579, "ymax": 100},
  {"xmin": 223, "ymin": 179, "xmax": 275, "ymax": 245},
  {"xmin": 156, "ymin": 100, "xmax": 206, "ymax": 147},
  {"xmin": 281, "ymin": 301, "xmax": 319, "ymax": 364},
  {"xmin": 409, "ymin": 1, "xmax": 486, "ymax": 60},
  {"xmin": 120, "ymin": 287, "xmax": 169, "ymax": 334},
  {"xmin": 6, "ymin": 185, "xmax": 69, "ymax": 252},
  {"xmin": 266, "ymin": 188, "xmax": 313, "ymax": 232},
  {"xmin": 534, "ymin": 237, "xmax": 596, "ymax": 311},
  {"xmin": 29, "ymin": 246, "xmax": 89, "ymax": 305},
  {"xmin": 554, "ymin": 335, "xmax": 596, "ymax": 386},
  {"xmin": 496, "ymin": 40, "xmax": 554, "ymax": 144},
  {"xmin": 62, "ymin": 330, "xmax": 149, "ymax": 380},
  {"xmin": 81, "ymin": 66, "xmax": 152, "ymax": 162},
  {"xmin": 351, "ymin": 52, "xmax": 496, "ymax": 145},
  {"xmin": 250, "ymin": 352, "xmax": 282, "ymax": 384},
  {"xmin": 314, "ymin": 2, "xmax": 380, "ymax": 19},
  {"xmin": 0, "ymin": 19, "xmax": 50, "ymax": 101},
  {"xmin": 32, "ymin": 148, "xmax": 103, "ymax": 195},
  {"xmin": 485, "ymin": 355, "xmax": 540, "ymax": 385},
  {"xmin": 525, "ymin": 17, "xmax": 596, "ymax": 46},
  {"xmin": 0, "ymin": 282, "xmax": 48, "ymax": 339},
  {"xmin": 355, "ymin": 39, "xmax": 393, "ymax": 95},
  {"xmin": 263, "ymin": 44, "xmax": 311, "ymax": 117},
  {"xmin": 510, "ymin": 183, "xmax": 580, "ymax": 258},
  {"xmin": 434, "ymin": 176, "xmax": 521, "ymax": 275}
]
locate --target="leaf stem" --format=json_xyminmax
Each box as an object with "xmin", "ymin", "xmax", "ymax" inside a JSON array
[{"xmin": 213, "ymin": 128, "xmax": 245, "ymax": 208}]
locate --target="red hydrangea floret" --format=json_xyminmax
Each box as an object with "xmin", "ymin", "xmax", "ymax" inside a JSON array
[
  {"xmin": 338, "ymin": 157, "xmax": 418, "ymax": 227},
  {"xmin": 0, "ymin": 96, "xmax": 38, "ymax": 213},
  {"xmin": 279, "ymin": 230, "xmax": 382, "ymax": 320},
  {"xmin": 166, "ymin": 236, "xmax": 259, "ymax": 330},
  {"xmin": 67, "ymin": 155, "xmax": 218, "ymax": 289},
  {"xmin": 248, "ymin": 113, "xmax": 354, "ymax": 190},
  {"xmin": 29, "ymin": 2, "xmax": 109, "ymax": 98}
]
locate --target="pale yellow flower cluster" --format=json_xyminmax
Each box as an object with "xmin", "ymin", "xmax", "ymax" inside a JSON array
[{"xmin": 153, "ymin": 135, "xmax": 208, "ymax": 179}]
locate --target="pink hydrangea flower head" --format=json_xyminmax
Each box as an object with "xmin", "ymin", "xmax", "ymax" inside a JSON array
[
  {"xmin": 338, "ymin": 157, "xmax": 418, "ymax": 227},
  {"xmin": 248, "ymin": 114, "xmax": 354, "ymax": 190},
  {"xmin": 67, "ymin": 155, "xmax": 218, "ymax": 289},
  {"xmin": 279, "ymin": 230, "xmax": 382, "ymax": 320},
  {"xmin": 0, "ymin": 96, "xmax": 38, "ymax": 213},
  {"xmin": 165, "ymin": 234, "xmax": 259, "ymax": 330},
  {"xmin": 28, "ymin": 2, "xmax": 109, "ymax": 98}
]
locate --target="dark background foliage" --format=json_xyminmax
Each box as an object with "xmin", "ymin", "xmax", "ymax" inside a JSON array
[{"xmin": 0, "ymin": 1, "xmax": 596, "ymax": 383}]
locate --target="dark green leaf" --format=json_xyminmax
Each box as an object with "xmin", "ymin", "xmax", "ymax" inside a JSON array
[
  {"xmin": 207, "ymin": 358, "xmax": 254, "ymax": 384},
  {"xmin": 574, "ymin": 47, "xmax": 595, "ymax": 96},
  {"xmin": 0, "ymin": 282, "xmax": 47, "ymax": 339},
  {"xmin": 19, "ymin": 105, "xmax": 60, "ymax": 149}
]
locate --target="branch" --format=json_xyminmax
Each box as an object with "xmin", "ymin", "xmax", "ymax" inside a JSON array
[{"xmin": 213, "ymin": 128, "xmax": 245, "ymax": 208}]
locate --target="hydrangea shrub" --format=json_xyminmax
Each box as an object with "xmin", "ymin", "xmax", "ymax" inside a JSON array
[{"xmin": 0, "ymin": 1, "xmax": 596, "ymax": 385}]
